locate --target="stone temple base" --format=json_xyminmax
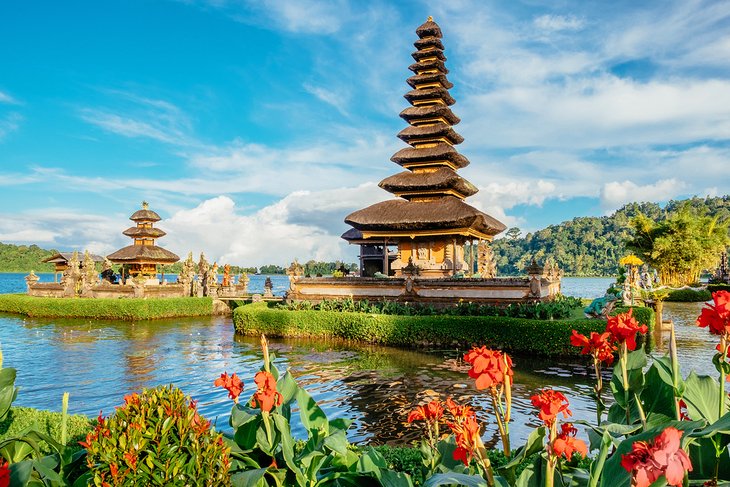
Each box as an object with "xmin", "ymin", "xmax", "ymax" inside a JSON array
[{"xmin": 287, "ymin": 276, "xmax": 561, "ymax": 306}]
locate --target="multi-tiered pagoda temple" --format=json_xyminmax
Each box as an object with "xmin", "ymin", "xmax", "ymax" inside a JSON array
[
  {"xmin": 107, "ymin": 202, "xmax": 179, "ymax": 278},
  {"xmin": 343, "ymin": 17, "xmax": 506, "ymax": 278}
]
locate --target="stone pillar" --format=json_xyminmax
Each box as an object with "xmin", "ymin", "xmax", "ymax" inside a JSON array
[{"xmin": 25, "ymin": 271, "xmax": 40, "ymax": 292}]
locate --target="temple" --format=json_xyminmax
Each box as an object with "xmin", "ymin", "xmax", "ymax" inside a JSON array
[
  {"xmin": 287, "ymin": 18, "xmax": 561, "ymax": 305},
  {"xmin": 107, "ymin": 202, "xmax": 179, "ymax": 279},
  {"xmin": 343, "ymin": 17, "xmax": 506, "ymax": 278}
]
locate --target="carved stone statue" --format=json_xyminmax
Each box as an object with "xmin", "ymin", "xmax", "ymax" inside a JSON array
[
  {"xmin": 62, "ymin": 251, "xmax": 82, "ymax": 297},
  {"xmin": 286, "ymin": 260, "xmax": 304, "ymax": 278},
  {"xmin": 222, "ymin": 264, "xmax": 232, "ymax": 286},
  {"xmin": 238, "ymin": 272, "xmax": 250, "ymax": 293},
  {"xmin": 24, "ymin": 270, "xmax": 40, "ymax": 292},
  {"xmin": 263, "ymin": 277, "xmax": 274, "ymax": 298},
  {"xmin": 81, "ymin": 251, "xmax": 100, "ymax": 295},
  {"xmin": 208, "ymin": 262, "xmax": 219, "ymax": 298},
  {"xmin": 477, "ymin": 241, "xmax": 497, "ymax": 278},
  {"xmin": 178, "ymin": 252, "xmax": 196, "ymax": 296},
  {"xmin": 198, "ymin": 253, "xmax": 210, "ymax": 297},
  {"xmin": 100, "ymin": 258, "xmax": 116, "ymax": 284}
]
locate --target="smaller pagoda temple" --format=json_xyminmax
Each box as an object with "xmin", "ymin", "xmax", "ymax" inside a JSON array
[{"xmin": 107, "ymin": 202, "xmax": 179, "ymax": 279}]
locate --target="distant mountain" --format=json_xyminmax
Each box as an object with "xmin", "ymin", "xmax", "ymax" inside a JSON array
[
  {"xmin": 492, "ymin": 196, "xmax": 730, "ymax": 277},
  {"xmin": 0, "ymin": 243, "xmax": 57, "ymax": 273}
]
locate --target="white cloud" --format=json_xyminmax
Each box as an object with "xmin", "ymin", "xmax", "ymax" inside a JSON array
[
  {"xmin": 303, "ymin": 82, "xmax": 350, "ymax": 116},
  {"xmin": 533, "ymin": 14, "xmax": 584, "ymax": 32},
  {"xmin": 0, "ymin": 91, "xmax": 17, "ymax": 104},
  {"xmin": 600, "ymin": 178, "xmax": 687, "ymax": 211}
]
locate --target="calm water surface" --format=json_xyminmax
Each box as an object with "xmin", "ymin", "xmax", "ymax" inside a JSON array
[{"xmin": 0, "ymin": 274, "xmax": 714, "ymax": 447}]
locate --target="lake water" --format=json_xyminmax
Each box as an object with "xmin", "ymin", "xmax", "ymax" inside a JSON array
[{"xmin": 0, "ymin": 274, "xmax": 715, "ymax": 447}]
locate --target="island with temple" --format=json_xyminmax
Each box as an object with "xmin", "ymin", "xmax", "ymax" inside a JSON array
[{"xmin": 287, "ymin": 17, "xmax": 561, "ymax": 306}]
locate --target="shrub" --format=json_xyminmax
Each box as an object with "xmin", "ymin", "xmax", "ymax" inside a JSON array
[
  {"xmin": 665, "ymin": 288, "xmax": 712, "ymax": 302},
  {"xmin": 0, "ymin": 406, "xmax": 92, "ymax": 455},
  {"xmin": 234, "ymin": 303, "xmax": 606, "ymax": 356},
  {"xmin": 708, "ymin": 284, "xmax": 730, "ymax": 293},
  {"xmin": 280, "ymin": 294, "xmax": 583, "ymax": 320},
  {"xmin": 81, "ymin": 385, "xmax": 230, "ymax": 486},
  {"xmin": 0, "ymin": 294, "xmax": 213, "ymax": 320}
]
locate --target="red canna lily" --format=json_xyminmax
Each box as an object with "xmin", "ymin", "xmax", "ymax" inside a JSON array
[
  {"xmin": 607, "ymin": 309, "xmax": 648, "ymax": 351},
  {"xmin": 621, "ymin": 427, "xmax": 692, "ymax": 487},
  {"xmin": 445, "ymin": 397, "xmax": 476, "ymax": 422},
  {"xmin": 551, "ymin": 423, "xmax": 587, "ymax": 461},
  {"xmin": 0, "ymin": 460, "xmax": 9, "ymax": 487},
  {"xmin": 449, "ymin": 415, "xmax": 481, "ymax": 466},
  {"xmin": 463, "ymin": 346, "xmax": 513, "ymax": 390},
  {"xmin": 407, "ymin": 399, "xmax": 444, "ymax": 423},
  {"xmin": 570, "ymin": 330, "xmax": 616, "ymax": 364},
  {"xmin": 697, "ymin": 291, "xmax": 730, "ymax": 336},
  {"xmin": 251, "ymin": 370, "xmax": 282, "ymax": 413},
  {"xmin": 214, "ymin": 372, "xmax": 244, "ymax": 402},
  {"xmin": 530, "ymin": 389, "xmax": 572, "ymax": 426}
]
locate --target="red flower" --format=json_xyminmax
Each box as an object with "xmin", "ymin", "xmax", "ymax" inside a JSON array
[
  {"xmin": 407, "ymin": 400, "xmax": 444, "ymax": 423},
  {"xmin": 607, "ymin": 309, "xmax": 648, "ymax": 351},
  {"xmin": 449, "ymin": 415, "xmax": 481, "ymax": 466},
  {"xmin": 445, "ymin": 397, "xmax": 476, "ymax": 422},
  {"xmin": 214, "ymin": 372, "xmax": 244, "ymax": 402},
  {"xmin": 551, "ymin": 423, "xmax": 587, "ymax": 461},
  {"xmin": 0, "ymin": 460, "xmax": 9, "ymax": 487},
  {"xmin": 463, "ymin": 346, "xmax": 514, "ymax": 390},
  {"xmin": 251, "ymin": 371, "xmax": 282, "ymax": 413},
  {"xmin": 123, "ymin": 450, "xmax": 138, "ymax": 470},
  {"xmin": 697, "ymin": 291, "xmax": 730, "ymax": 336},
  {"xmin": 570, "ymin": 330, "xmax": 617, "ymax": 364},
  {"xmin": 621, "ymin": 427, "xmax": 692, "ymax": 487},
  {"xmin": 530, "ymin": 389, "xmax": 572, "ymax": 426}
]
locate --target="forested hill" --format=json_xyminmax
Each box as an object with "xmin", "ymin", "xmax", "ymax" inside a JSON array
[
  {"xmin": 0, "ymin": 243, "xmax": 56, "ymax": 272},
  {"xmin": 492, "ymin": 196, "xmax": 730, "ymax": 277}
]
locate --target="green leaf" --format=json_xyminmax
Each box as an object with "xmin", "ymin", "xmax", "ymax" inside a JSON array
[
  {"xmin": 435, "ymin": 437, "xmax": 462, "ymax": 470},
  {"xmin": 231, "ymin": 468, "xmax": 268, "ymax": 487},
  {"xmin": 684, "ymin": 372, "xmax": 722, "ymax": 423},
  {"xmin": 296, "ymin": 387, "xmax": 328, "ymax": 435},
  {"xmin": 271, "ymin": 413, "xmax": 306, "ymax": 485},
  {"xmin": 9, "ymin": 460, "xmax": 32, "ymax": 487},
  {"xmin": 379, "ymin": 469, "xmax": 415, "ymax": 487},
  {"xmin": 423, "ymin": 472, "xmax": 488, "ymax": 487},
  {"xmin": 277, "ymin": 371, "xmax": 299, "ymax": 406},
  {"xmin": 498, "ymin": 426, "xmax": 546, "ymax": 475},
  {"xmin": 641, "ymin": 363, "xmax": 678, "ymax": 426},
  {"xmin": 324, "ymin": 430, "xmax": 349, "ymax": 456}
]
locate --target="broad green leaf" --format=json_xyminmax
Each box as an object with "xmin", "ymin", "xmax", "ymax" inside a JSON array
[
  {"xmin": 684, "ymin": 372, "xmax": 722, "ymax": 423},
  {"xmin": 423, "ymin": 472, "xmax": 488, "ymax": 487},
  {"xmin": 691, "ymin": 412, "xmax": 730, "ymax": 438},
  {"xmin": 380, "ymin": 469, "xmax": 415, "ymax": 487},
  {"xmin": 515, "ymin": 455, "xmax": 543, "ymax": 487},
  {"xmin": 435, "ymin": 437, "xmax": 462, "ymax": 470},
  {"xmin": 271, "ymin": 413, "xmax": 306, "ymax": 485},
  {"xmin": 498, "ymin": 426, "xmax": 546, "ymax": 474},
  {"xmin": 277, "ymin": 371, "xmax": 299, "ymax": 406},
  {"xmin": 356, "ymin": 446, "xmax": 387, "ymax": 477},
  {"xmin": 323, "ymin": 430, "xmax": 349, "ymax": 456},
  {"xmin": 231, "ymin": 468, "xmax": 268, "ymax": 487},
  {"xmin": 642, "ymin": 361, "xmax": 679, "ymax": 423},
  {"xmin": 296, "ymin": 387, "xmax": 328, "ymax": 435},
  {"xmin": 9, "ymin": 460, "xmax": 32, "ymax": 487}
]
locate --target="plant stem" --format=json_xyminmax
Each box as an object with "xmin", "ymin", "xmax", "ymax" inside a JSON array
[
  {"xmin": 475, "ymin": 438, "xmax": 495, "ymax": 487},
  {"xmin": 61, "ymin": 392, "xmax": 69, "ymax": 445},
  {"xmin": 490, "ymin": 389, "xmax": 510, "ymax": 457},
  {"xmin": 669, "ymin": 320, "xmax": 680, "ymax": 420},
  {"xmin": 621, "ymin": 342, "xmax": 631, "ymax": 425},
  {"xmin": 593, "ymin": 357, "xmax": 603, "ymax": 426},
  {"xmin": 545, "ymin": 422, "xmax": 557, "ymax": 487}
]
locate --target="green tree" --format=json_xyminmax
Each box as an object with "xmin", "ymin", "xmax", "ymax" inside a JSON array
[{"xmin": 506, "ymin": 227, "xmax": 521, "ymax": 240}]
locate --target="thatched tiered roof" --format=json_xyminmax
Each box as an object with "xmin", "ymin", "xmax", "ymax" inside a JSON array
[
  {"xmin": 107, "ymin": 202, "xmax": 179, "ymax": 265},
  {"xmin": 343, "ymin": 17, "xmax": 505, "ymax": 240}
]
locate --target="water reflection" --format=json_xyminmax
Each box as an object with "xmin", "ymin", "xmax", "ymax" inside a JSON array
[{"xmin": 0, "ymin": 300, "xmax": 716, "ymax": 447}]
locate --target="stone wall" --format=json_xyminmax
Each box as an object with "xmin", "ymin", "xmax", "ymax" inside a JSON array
[
  {"xmin": 287, "ymin": 275, "xmax": 561, "ymax": 306},
  {"xmin": 28, "ymin": 282, "xmax": 187, "ymax": 299}
]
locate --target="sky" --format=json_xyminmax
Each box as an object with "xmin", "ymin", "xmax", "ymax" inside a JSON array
[{"xmin": 1, "ymin": 0, "xmax": 729, "ymax": 267}]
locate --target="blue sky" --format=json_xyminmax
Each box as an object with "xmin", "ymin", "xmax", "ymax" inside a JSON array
[{"xmin": 1, "ymin": 0, "xmax": 729, "ymax": 266}]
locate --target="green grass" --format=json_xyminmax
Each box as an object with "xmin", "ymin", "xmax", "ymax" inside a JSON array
[
  {"xmin": 0, "ymin": 406, "xmax": 94, "ymax": 454},
  {"xmin": 233, "ymin": 303, "xmax": 610, "ymax": 356},
  {"xmin": 0, "ymin": 294, "xmax": 213, "ymax": 320}
]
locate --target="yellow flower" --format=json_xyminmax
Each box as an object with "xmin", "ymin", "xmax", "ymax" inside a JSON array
[{"xmin": 619, "ymin": 254, "xmax": 644, "ymax": 266}]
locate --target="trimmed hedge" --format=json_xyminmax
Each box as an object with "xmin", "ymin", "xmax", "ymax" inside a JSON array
[
  {"xmin": 708, "ymin": 283, "xmax": 730, "ymax": 293},
  {"xmin": 0, "ymin": 406, "xmax": 93, "ymax": 454},
  {"xmin": 0, "ymin": 294, "xmax": 213, "ymax": 320},
  {"xmin": 233, "ymin": 303, "xmax": 607, "ymax": 356},
  {"xmin": 665, "ymin": 288, "xmax": 712, "ymax": 302}
]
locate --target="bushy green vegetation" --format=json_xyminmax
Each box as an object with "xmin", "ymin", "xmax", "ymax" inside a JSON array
[
  {"xmin": 708, "ymin": 283, "xmax": 730, "ymax": 293},
  {"xmin": 0, "ymin": 294, "xmax": 213, "ymax": 320},
  {"xmin": 283, "ymin": 295, "xmax": 583, "ymax": 320},
  {"xmin": 0, "ymin": 406, "xmax": 93, "ymax": 454},
  {"xmin": 665, "ymin": 288, "xmax": 713, "ymax": 302},
  {"xmin": 0, "ymin": 242, "xmax": 56, "ymax": 273},
  {"xmin": 234, "ymin": 303, "xmax": 608, "ymax": 356},
  {"xmin": 493, "ymin": 196, "xmax": 730, "ymax": 277}
]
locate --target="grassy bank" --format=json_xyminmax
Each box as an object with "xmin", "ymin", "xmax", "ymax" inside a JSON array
[
  {"xmin": 0, "ymin": 406, "xmax": 93, "ymax": 454},
  {"xmin": 233, "ymin": 303, "xmax": 632, "ymax": 356},
  {"xmin": 0, "ymin": 294, "xmax": 213, "ymax": 320}
]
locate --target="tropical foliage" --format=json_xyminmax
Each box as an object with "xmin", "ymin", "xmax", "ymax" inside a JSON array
[
  {"xmin": 0, "ymin": 243, "xmax": 56, "ymax": 273},
  {"xmin": 493, "ymin": 196, "xmax": 730, "ymax": 277}
]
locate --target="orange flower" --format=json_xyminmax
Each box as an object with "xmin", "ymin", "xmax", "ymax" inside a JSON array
[
  {"xmin": 621, "ymin": 427, "xmax": 692, "ymax": 487},
  {"xmin": 697, "ymin": 291, "xmax": 730, "ymax": 336},
  {"xmin": 530, "ymin": 389, "xmax": 572, "ymax": 426},
  {"xmin": 445, "ymin": 397, "xmax": 476, "ymax": 422},
  {"xmin": 214, "ymin": 372, "xmax": 244, "ymax": 402},
  {"xmin": 551, "ymin": 423, "xmax": 587, "ymax": 461},
  {"xmin": 448, "ymin": 415, "xmax": 481, "ymax": 466},
  {"xmin": 0, "ymin": 460, "xmax": 9, "ymax": 487},
  {"xmin": 570, "ymin": 330, "xmax": 616, "ymax": 364},
  {"xmin": 607, "ymin": 309, "xmax": 648, "ymax": 351},
  {"xmin": 463, "ymin": 347, "xmax": 513, "ymax": 390},
  {"xmin": 251, "ymin": 371, "xmax": 282, "ymax": 413},
  {"xmin": 407, "ymin": 400, "xmax": 444, "ymax": 423}
]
